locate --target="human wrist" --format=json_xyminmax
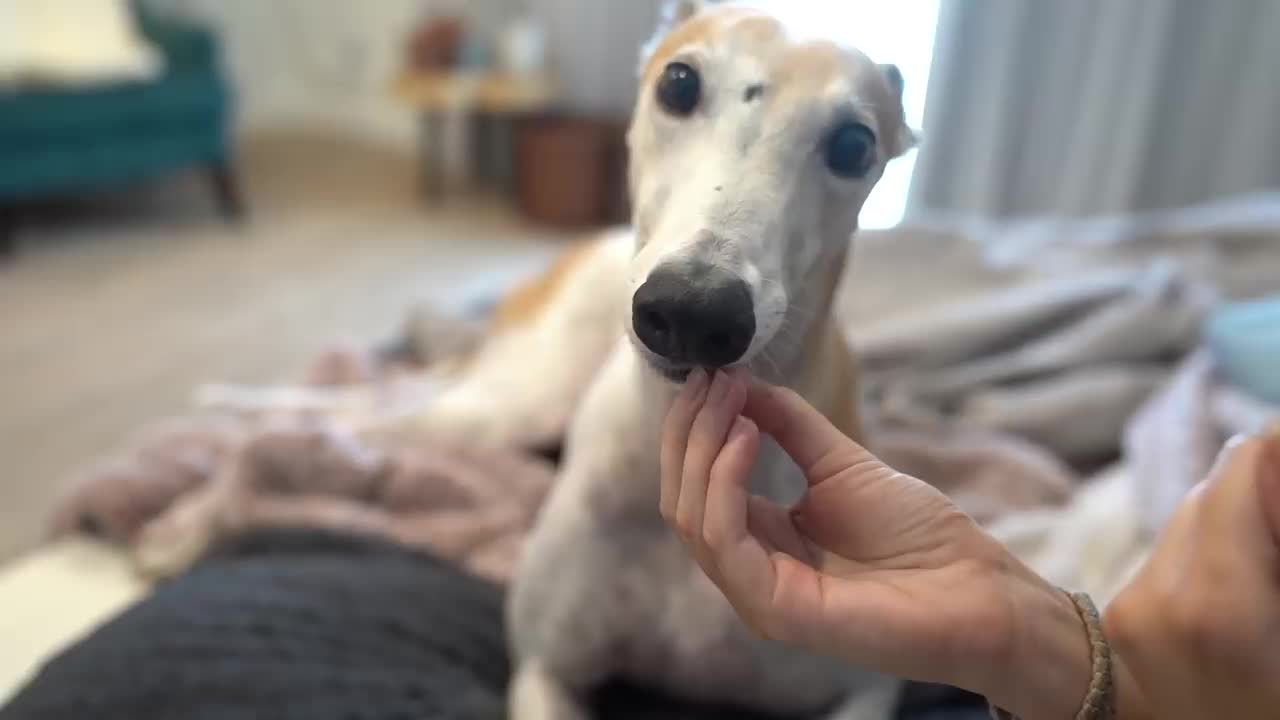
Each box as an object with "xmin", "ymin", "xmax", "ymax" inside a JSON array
[
  {"xmin": 972, "ymin": 557, "xmax": 1153, "ymax": 720},
  {"xmin": 979, "ymin": 563, "xmax": 1093, "ymax": 720}
]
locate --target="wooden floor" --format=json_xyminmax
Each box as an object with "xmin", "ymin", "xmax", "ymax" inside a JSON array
[{"xmin": 0, "ymin": 133, "xmax": 572, "ymax": 559}]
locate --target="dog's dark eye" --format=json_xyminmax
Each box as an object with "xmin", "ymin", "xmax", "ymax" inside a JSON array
[
  {"xmin": 657, "ymin": 62, "xmax": 701, "ymax": 116},
  {"xmin": 824, "ymin": 122, "xmax": 876, "ymax": 179}
]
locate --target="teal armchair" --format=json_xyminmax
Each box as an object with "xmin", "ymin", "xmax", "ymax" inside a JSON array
[{"xmin": 0, "ymin": 5, "xmax": 241, "ymax": 256}]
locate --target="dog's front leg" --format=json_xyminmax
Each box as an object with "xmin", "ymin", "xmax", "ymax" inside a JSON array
[
  {"xmin": 376, "ymin": 232, "xmax": 633, "ymax": 452},
  {"xmin": 509, "ymin": 659, "xmax": 591, "ymax": 720},
  {"xmin": 131, "ymin": 480, "xmax": 227, "ymax": 578}
]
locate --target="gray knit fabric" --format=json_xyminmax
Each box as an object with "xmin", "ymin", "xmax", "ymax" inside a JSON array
[{"xmin": 0, "ymin": 529, "xmax": 986, "ymax": 720}]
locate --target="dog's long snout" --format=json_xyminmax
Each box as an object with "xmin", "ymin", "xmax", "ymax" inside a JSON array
[{"xmin": 632, "ymin": 261, "xmax": 755, "ymax": 368}]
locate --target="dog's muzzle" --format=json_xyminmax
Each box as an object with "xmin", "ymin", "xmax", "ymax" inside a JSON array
[{"xmin": 631, "ymin": 261, "xmax": 755, "ymax": 374}]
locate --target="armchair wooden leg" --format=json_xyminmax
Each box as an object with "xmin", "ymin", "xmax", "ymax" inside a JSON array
[
  {"xmin": 0, "ymin": 206, "xmax": 16, "ymax": 261},
  {"xmin": 208, "ymin": 162, "xmax": 247, "ymax": 221}
]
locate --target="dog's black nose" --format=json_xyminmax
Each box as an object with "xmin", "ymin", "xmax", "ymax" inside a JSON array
[{"xmin": 632, "ymin": 262, "xmax": 755, "ymax": 368}]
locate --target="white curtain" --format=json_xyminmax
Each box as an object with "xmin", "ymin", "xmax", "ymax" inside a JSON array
[
  {"xmin": 909, "ymin": 0, "xmax": 1280, "ymax": 218},
  {"xmin": 527, "ymin": 0, "xmax": 662, "ymax": 117}
]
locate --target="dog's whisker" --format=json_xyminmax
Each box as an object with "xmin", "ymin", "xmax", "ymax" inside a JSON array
[
  {"xmin": 769, "ymin": 313, "xmax": 810, "ymax": 347},
  {"xmin": 757, "ymin": 348, "xmax": 783, "ymax": 380}
]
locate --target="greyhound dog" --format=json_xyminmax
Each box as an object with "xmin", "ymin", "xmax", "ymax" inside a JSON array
[
  {"xmin": 130, "ymin": 1, "xmax": 918, "ymax": 716},
  {"xmin": 494, "ymin": 2, "xmax": 918, "ymax": 718}
]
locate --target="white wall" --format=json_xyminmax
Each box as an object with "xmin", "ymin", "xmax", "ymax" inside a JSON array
[
  {"xmin": 528, "ymin": 0, "xmax": 661, "ymax": 116},
  {"xmin": 146, "ymin": 0, "xmax": 664, "ymax": 150},
  {"xmin": 146, "ymin": 0, "xmax": 501, "ymax": 148}
]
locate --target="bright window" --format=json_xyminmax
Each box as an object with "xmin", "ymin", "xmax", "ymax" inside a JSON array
[{"xmin": 753, "ymin": 1, "xmax": 941, "ymax": 228}]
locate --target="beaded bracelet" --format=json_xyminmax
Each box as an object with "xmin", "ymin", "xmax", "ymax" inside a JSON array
[{"xmin": 989, "ymin": 590, "xmax": 1114, "ymax": 720}]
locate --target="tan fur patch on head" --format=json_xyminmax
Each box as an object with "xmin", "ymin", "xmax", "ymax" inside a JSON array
[{"xmin": 641, "ymin": 6, "xmax": 779, "ymax": 86}]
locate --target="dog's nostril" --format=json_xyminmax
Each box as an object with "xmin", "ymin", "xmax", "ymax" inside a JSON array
[
  {"xmin": 707, "ymin": 331, "xmax": 730, "ymax": 349},
  {"xmin": 644, "ymin": 309, "xmax": 669, "ymax": 335}
]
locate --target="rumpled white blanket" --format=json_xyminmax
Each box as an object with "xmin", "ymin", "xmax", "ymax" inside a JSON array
[
  {"xmin": 842, "ymin": 191, "xmax": 1280, "ymax": 604},
  {"xmin": 855, "ymin": 261, "xmax": 1208, "ymax": 465},
  {"xmin": 0, "ymin": 0, "xmax": 162, "ymax": 88},
  {"xmin": 989, "ymin": 353, "xmax": 1279, "ymax": 605}
]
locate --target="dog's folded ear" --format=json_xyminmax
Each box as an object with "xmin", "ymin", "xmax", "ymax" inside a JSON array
[
  {"xmin": 639, "ymin": 0, "xmax": 709, "ymax": 73},
  {"xmin": 879, "ymin": 63, "xmax": 905, "ymax": 101},
  {"xmin": 878, "ymin": 63, "xmax": 920, "ymax": 158},
  {"xmin": 667, "ymin": 0, "xmax": 707, "ymax": 24}
]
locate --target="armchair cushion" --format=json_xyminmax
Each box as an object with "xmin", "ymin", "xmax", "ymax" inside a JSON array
[{"xmin": 0, "ymin": 5, "xmax": 233, "ymax": 201}]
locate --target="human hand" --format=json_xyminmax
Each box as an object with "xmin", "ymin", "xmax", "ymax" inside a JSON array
[
  {"xmin": 1104, "ymin": 431, "xmax": 1280, "ymax": 720},
  {"xmin": 659, "ymin": 369, "xmax": 1073, "ymax": 702}
]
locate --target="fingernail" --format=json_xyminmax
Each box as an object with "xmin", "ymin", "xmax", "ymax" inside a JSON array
[
  {"xmin": 708, "ymin": 369, "xmax": 729, "ymax": 402},
  {"xmin": 1259, "ymin": 423, "xmax": 1280, "ymax": 541},
  {"xmin": 1263, "ymin": 423, "xmax": 1280, "ymax": 475},
  {"xmin": 727, "ymin": 369, "xmax": 750, "ymax": 411},
  {"xmin": 1263, "ymin": 422, "xmax": 1280, "ymax": 458},
  {"xmin": 688, "ymin": 367, "xmax": 707, "ymax": 392}
]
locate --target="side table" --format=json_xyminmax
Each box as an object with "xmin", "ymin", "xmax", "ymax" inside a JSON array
[{"xmin": 393, "ymin": 69, "xmax": 558, "ymax": 200}]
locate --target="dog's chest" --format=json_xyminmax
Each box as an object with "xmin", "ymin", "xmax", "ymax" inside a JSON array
[
  {"xmin": 510, "ymin": 347, "xmax": 867, "ymax": 713},
  {"xmin": 624, "ymin": 548, "xmax": 761, "ymax": 687}
]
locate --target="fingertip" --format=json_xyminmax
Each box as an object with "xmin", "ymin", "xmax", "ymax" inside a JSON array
[
  {"xmin": 743, "ymin": 381, "xmax": 810, "ymax": 433},
  {"xmin": 1260, "ymin": 426, "xmax": 1280, "ymax": 470},
  {"xmin": 724, "ymin": 366, "xmax": 745, "ymax": 392},
  {"xmin": 742, "ymin": 378, "xmax": 779, "ymax": 417},
  {"xmin": 722, "ymin": 417, "xmax": 760, "ymax": 474},
  {"xmin": 707, "ymin": 368, "xmax": 730, "ymax": 401},
  {"xmin": 1259, "ymin": 430, "xmax": 1280, "ymax": 542},
  {"xmin": 688, "ymin": 366, "xmax": 707, "ymax": 390},
  {"xmin": 744, "ymin": 375, "xmax": 774, "ymax": 396},
  {"xmin": 1201, "ymin": 431, "xmax": 1280, "ymax": 541},
  {"xmin": 1210, "ymin": 433, "xmax": 1270, "ymax": 482},
  {"xmin": 670, "ymin": 369, "xmax": 708, "ymax": 421},
  {"xmin": 725, "ymin": 369, "xmax": 750, "ymax": 411},
  {"xmin": 729, "ymin": 415, "xmax": 759, "ymax": 445},
  {"xmin": 684, "ymin": 367, "xmax": 709, "ymax": 403}
]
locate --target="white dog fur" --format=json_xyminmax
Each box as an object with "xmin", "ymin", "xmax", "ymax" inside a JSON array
[{"xmin": 494, "ymin": 2, "xmax": 918, "ymax": 719}]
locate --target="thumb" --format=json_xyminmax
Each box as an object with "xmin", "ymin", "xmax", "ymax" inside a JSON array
[
  {"xmin": 742, "ymin": 379, "xmax": 901, "ymax": 484},
  {"xmin": 1198, "ymin": 431, "xmax": 1280, "ymax": 559},
  {"xmin": 743, "ymin": 381, "xmax": 888, "ymax": 485}
]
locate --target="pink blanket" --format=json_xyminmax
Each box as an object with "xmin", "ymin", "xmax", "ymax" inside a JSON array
[
  {"xmin": 50, "ymin": 338, "xmax": 554, "ymax": 584},
  {"xmin": 49, "ymin": 310, "xmax": 1074, "ymax": 584}
]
